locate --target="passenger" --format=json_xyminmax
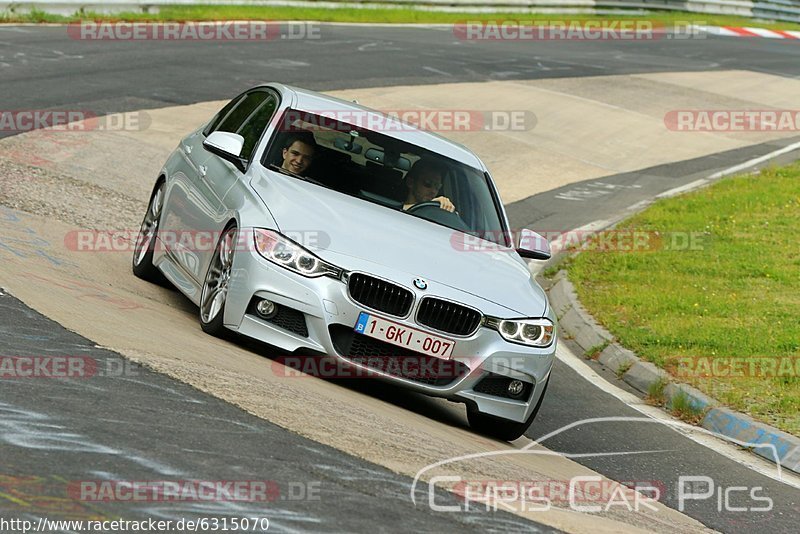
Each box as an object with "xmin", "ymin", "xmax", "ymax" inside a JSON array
[
  {"xmin": 402, "ymin": 159, "xmax": 455, "ymax": 213},
  {"xmin": 281, "ymin": 133, "xmax": 317, "ymax": 175}
]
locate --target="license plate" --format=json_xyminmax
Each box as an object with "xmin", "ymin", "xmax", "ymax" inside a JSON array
[{"xmin": 354, "ymin": 312, "xmax": 455, "ymax": 360}]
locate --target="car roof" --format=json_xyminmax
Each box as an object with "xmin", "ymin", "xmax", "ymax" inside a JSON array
[{"xmin": 264, "ymin": 83, "xmax": 486, "ymax": 170}]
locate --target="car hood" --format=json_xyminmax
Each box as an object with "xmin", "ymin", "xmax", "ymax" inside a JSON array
[{"xmin": 250, "ymin": 171, "xmax": 547, "ymax": 317}]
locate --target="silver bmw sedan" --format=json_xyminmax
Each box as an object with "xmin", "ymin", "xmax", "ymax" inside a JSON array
[{"xmin": 132, "ymin": 83, "xmax": 555, "ymax": 441}]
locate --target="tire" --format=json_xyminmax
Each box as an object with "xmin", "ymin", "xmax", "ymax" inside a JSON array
[
  {"xmin": 199, "ymin": 225, "xmax": 237, "ymax": 337},
  {"xmin": 467, "ymin": 376, "xmax": 550, "ymax": 441},
  {"xmin": 132, "ymin": 181, "xmax": 167, "ymax": 283}
]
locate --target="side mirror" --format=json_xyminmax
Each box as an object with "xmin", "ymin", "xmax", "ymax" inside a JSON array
[
  {"xmin": 203, "ymin": 131, "xmax": 246, "ymax": 172},
  {"xmin": 516, "ymin": 228, "xmax": 551, "ymax": 260}
]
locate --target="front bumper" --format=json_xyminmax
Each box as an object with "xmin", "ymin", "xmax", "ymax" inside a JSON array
[{"xmin": 223, "ymin": 243, "xmax": 556, "ymax": 423}]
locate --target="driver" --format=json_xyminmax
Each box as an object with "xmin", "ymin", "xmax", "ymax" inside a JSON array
[{"xmin": 402, "ymin": 159, "xmax": 455, "ymax": 213}]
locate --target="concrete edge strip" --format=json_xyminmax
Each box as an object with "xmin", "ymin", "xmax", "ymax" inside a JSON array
[{"xmin": 542, "ymin": 142, "xmax": 800, "ymax": 475}]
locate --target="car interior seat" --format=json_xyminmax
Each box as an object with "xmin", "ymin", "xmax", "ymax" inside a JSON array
[
  {"xmin": 308, "ymin": 145, "xmax": 355, "ymax": 192},
  {"xmin": 362, "ymin": 161, "xmax": 406, "ymax": 202}
]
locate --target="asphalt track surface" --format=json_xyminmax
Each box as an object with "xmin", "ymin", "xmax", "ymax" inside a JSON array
[
  {"xmin": 0, "ymin": 290, "xmax": 551, "ymax": 533},
  {"xmin": 1, "ymin": 23, "xmax": 799, "ymax": 532},
  {"xmin": 2, "ymin": 23, "xmax": 800, "ymax": 137}
]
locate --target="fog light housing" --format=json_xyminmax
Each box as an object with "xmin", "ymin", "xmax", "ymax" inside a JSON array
[
  {"xmin": 256, "ymin": 299, "xmax": 277, "ymax": 319},
  {"xmin": 507, "ymin": 379, "xmax": 525, "ymax": 399}
]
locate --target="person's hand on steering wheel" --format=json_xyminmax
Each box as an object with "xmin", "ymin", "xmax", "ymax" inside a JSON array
[{"xmin": 431, "ymin": 196, "xmax": 455, "ymax": 213}]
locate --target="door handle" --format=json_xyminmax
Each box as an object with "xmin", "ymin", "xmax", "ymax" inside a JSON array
[
  {"xmin": 183, "ymin": 144, "xmax": 192, "ymax": 154},
  {"xmin": 198, "ymin": 165, "xmax": 208, "ymax": 177}
]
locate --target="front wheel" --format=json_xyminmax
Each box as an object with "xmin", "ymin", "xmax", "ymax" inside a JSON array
[
  {"xmin": 132, "ymin": 181, "xmax": 166, "ymax": 283},
  {"xmin": 199, "ymin": 226, "xmax": 237, "ymax": 337},
  {"xmin": 467, "ymin": 376, "xmax": 550, "ymax": 441}
]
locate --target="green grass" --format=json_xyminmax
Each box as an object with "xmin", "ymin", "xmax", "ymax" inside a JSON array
[
  {"xmin": 669, "ymin": 390, "xmax": 708, "ymax": 425},
  {"xmin": 647, "ymin": 377, "xmax": 668, "ymax": 405},
  {"xmin": 616, "ymin": 359, "xmax": 634, "ymax": 379},
  {"xmin": 585, "ymin": 340, "xmax": 611, "ymax": 360},
  {"xmin": 567, "ymin": 163, "xmax": 800, "ymax": 435},
  {"xmin": 1, "ymin": 6, "xmax": 800, "ymax": 30}
]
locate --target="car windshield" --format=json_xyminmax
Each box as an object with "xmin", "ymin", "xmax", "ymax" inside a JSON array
[{"xmin": 263, "ymin": 109, "xmax": 509, "ymax": 246}]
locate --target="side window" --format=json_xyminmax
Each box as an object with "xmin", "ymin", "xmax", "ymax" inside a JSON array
[
  {"xmin": 204, "ymin": 90, "xmax": 279, "ymax": 163},
  {"xmin": 216, "ymin": 92, "xmax": 269, "ymax": 136},
  {"xmin": 203, "ymin": 93, "xmax": 245, "ymax": 137},
  {"xmin": 238, "ymin": 96, "xmax": 278, "ymax": 161}
]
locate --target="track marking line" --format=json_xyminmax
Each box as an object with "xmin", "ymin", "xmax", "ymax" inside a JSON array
[
  {"xmin": 538, "ymin": 141, "xmax": 800, "ymax": 486},
  {"xmin": 554, "ymin": 343, "xmax": 800, "ymax": 489}
]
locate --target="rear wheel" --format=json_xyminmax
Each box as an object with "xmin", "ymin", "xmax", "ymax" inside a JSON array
[
  {"xmin": 199, "ymin": 225, "xmax": 237, "ymax": 337},
  {"xmin": 467, "ymin": 376, "xmax": 550, "ymax": 441},
  {"xmin": 132, "ymin": 182, "xmax": 166, "ymax": 283}
]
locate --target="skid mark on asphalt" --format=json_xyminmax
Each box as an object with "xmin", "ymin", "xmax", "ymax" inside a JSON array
[
  {"xmin": 0, "ymin": 401, "xmax": 184, "ymax": 476},
  {"xmin": 355, "ymin": 41, "xmax": 403, "ymax": 52},
  {"xmin": 554, "ymin": 181, "xmax": 643, "ymax": 201},
  {"xmin": 0, "ymin": 402, "xmax": 118, "ymax": 455}
]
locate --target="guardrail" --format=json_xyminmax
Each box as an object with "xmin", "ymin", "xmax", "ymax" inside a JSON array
[
  {"xmin": 1, "ymin": 0, "xmax": 799, "ymax": 23},
  {"xmin": 754, "ymin": 0, "xmax": 800, "ymax": 22}
]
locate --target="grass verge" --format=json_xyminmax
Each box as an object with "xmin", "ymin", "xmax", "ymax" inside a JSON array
[
  {"xmin": 0, "ymin": 6, "xmax": 799, "ymax": 30},
  {"xmin": 647, "ymin": 377, "xmax": 668, "ymax": 405},
  {"xmin": 668, "ymin": 391, "xmax": 707, "ymax": 425},
  {"xmin": 567, "ymin": 163, "xmax": 800, "ymax": 436}
]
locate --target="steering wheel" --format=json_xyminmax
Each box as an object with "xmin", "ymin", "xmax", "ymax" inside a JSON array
[
  {"xmin": 405, "ymin": 201, "xmax": 470, "ymax": 232},
  {"xmin": 405, "ymin": 201, "xmax": 444, "ymax": 213}
]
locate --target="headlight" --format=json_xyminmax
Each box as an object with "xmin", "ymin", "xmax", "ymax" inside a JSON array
[
  {"xmin": 253, "ymin": 229, "xmax": 341, "ymax": 278},
  {"xmin": 490, "ymin": 317, "xmax": 555, "ymax": 347}
]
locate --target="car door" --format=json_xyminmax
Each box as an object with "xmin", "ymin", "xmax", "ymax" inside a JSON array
[
  {"xmin": 161, "ymin": 90, "xmax": 276, "ymax": 282},
  {"xmin": 160, "ymin": 93, "xmax": 246, "ymax": 283},
  {"xmin": 197, "ymin": 90, "xmax": 279, "ymax": 277}
]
